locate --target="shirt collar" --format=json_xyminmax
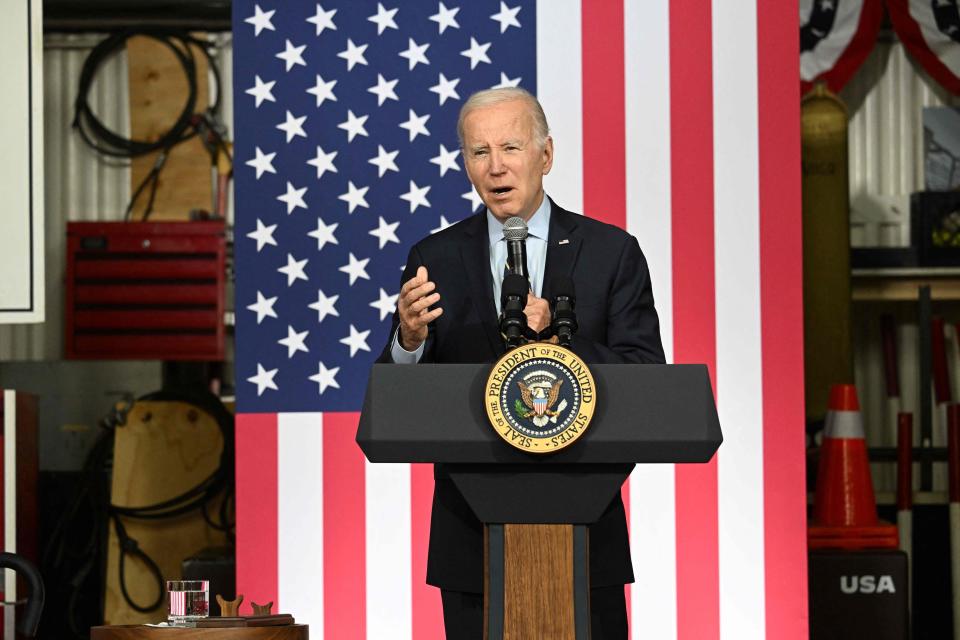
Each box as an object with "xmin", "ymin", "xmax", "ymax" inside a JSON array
[{"xmin": 485, "ymin": 194, "xmax": 552, "ymax": 247}]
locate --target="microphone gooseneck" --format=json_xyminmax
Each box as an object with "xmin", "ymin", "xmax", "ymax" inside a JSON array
[
  {"xmin": 550, "ymin": 275, "xmax": 578, "ymax": 348},
  {"xmin": 500, "ymin": 273, "xmax": 529, "ymax": 348}
]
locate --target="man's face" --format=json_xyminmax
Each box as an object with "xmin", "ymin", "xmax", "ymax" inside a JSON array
[{"xmin": 461, "ymin": 99, "xmax": 554, "ymax": 222}]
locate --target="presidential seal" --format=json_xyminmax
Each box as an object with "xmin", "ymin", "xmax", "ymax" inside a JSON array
[{"xmin": 485, "ymin": 344, "xmax": 596, "ymax": 453}]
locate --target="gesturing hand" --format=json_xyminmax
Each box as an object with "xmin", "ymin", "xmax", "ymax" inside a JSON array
[
  {"xmin": 525, "ymin": 292, "xmax": 552, "ymax": 333},
  {"xmin": 398, "ymin": 266, "xmax": 444, "ymax": 351}
]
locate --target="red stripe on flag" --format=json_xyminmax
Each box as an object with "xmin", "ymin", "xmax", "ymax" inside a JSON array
[
  {"xmin": 581, "ymin": 0, "xmax": 626, "ymax": 229},
  {"xmin": 235, "ymin": 413, "xmax": 278, "ymax": 614},
  {"xmin": 758, "ymin": 0, "xmax": 809, "ymax": 636},
  {"xmin": 581, "ymin": 0, "xmax": 630, "ymax": 621},
  {"xmin": 669, "ymin": 0, "xmax": 720, "ymax": 637},
  {"xmin": 411, "ymin": 463, "xmax": 443, "ymax": 637},
  {"xmin": 323, "ymin": 412, "xmax": 365, "ymax": 640}
]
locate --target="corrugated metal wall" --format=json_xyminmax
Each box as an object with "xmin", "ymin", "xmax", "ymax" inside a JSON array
[
  {"xmin": 0, "ymin": 33, "xmax": 234, "ymax": 362},
  {"xmin": 843, "ymin": 38, "xmax": 960, "ymax": 494},
  {"xmin": 0, "ymin": 34, "xmax": 131, "ymax": 361}
]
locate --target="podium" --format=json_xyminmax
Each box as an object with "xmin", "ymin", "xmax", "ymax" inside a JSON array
[{"xmin": 357, "ymin": 362, "xmax": 721, "ymax": 639}]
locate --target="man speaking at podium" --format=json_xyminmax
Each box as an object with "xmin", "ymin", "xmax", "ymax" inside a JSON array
[{"xmin": 377, "ymin": 87, "xmax": 664, "ymax": 639}]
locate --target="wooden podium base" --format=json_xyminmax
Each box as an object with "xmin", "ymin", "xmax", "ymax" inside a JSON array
[{"xmin": 484, "ymin": 524, "xmax": 590, "ymax": 639}]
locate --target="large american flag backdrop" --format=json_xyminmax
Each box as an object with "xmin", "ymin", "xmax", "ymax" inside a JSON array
[{"xmin": 232, "ymin": 1, "xmax": 807, "ymax": 638}]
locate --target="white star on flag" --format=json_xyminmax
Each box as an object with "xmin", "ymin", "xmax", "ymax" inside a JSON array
[
  {"xmin": 368, "ymin": 73, "xmax": 399, "ymax": 106},
  {"xmin": 429, "ymin": 2, "xmax": 460, "ymax": 33},
  {"xmin": 244, "ymin": 4, "xmax": 275, "ymax": 36},
  {"xmin": 368, "ymin": 3, "xmax": 399, "ymax": 35},
  {"xmin": 246, "ymin": 146, "xmax": 276, "ymax": 179},
  {"xmin": 490, "ymin": 2, "xmax": 521, "ymax": 33},
  {"xmin": 338, "ymin": 38, "xmax": 369, "ymax": 71},
  {"xmin": 461, "ymin": 37, "xmax": 492, "ymax": 69},
  {"xmin": 431, "ymin": 215, "xmax": 454, "ymax": 235},
  {"xmin": 429, "ymin": 73, "xmax": 460, "ymax": 105},
  {"xmin": 338, "ymin": 181, "xmax": 370, "ymax": 213},
  {"xmin": 308, "ymin": 217, "xmax": 339, "ymax": 251},
  {"xmin": 278, "ymin": 253, "xmax": 309, "ymax": 286},
  {"xmin": 307, "ymin": 145, "xmax": 338, "ymax": 179},
  {"xmin": 368, "ymin": 145, "xmax": 399, "ymax": 177},
  {"xmin": 248, "ymin": 363, "xmax": 279, "ymax": 396},
  {"xmin": 400, "ymin": 180, "xmax": 431, "ymax": 213},
  {"xmin": 308, "ymin": 289, "xmax": 339, "ymax": 322},
  {"xmin": 306, "ymin": 3, "xmax": 337, "ymax": 35},
  {"xmin": 462, "ymin": 187, "xmax": 485, "ymax": 212},
  {"xmin": 276, "ymin": 40, "xmax": 307, "ymax": 72},
  {"xmin": 309, "ymin": 362, "xmax": 340, "ymax": 395},
  {"xmin": 339, "ymin": 253, "xmax": 370, "ymax": 285},
  {"xmin": 247, "ymin": 291, "xmax": 278, "ymax": 324},
  {"xmin": 339, "ymin": 110, "xmax": 370, "ymax": 142},
  {"xmin": 247, "ymin": 218, "xmax": 278, "ymax": 251},
  {"xmin": 339, "ymin": 324, "xmax": 372, "ymax": 357},
  {"xmin": 246, "ymin": 75, "xmax": 276, "ymax": 107},
  {"xmin": 369, "ymin": 216, "xmax": 400, "ymax": 249},
  {"xmin": 399, "ymin": 109, "xmax": 430, "ymax": 141},
  {"xmin": 493, "ymin": 71, "xmax": 522, "ymax": 88},
  {"xmin": 278, "ymin": 325, "xmax": 310, "ymax": 358},
  {"xmin": 370, "ymin": 288, "xmax": 399, "ymax": 321},
  {"xmin": 277, "ymin": 181, "xmax": 308, "ymax": 214},
  {"xmin": 399, "ymin": 38, "xmax": 430, "ymax": 70},
  {"xmin": 306, "ymin": 74, "xmax": 337, "ymax": 107},
  {"xmin": 307, "ymin": 289, "xmax": 340, "ymax": 324},
  {"xmin": 277, "ymin": 111, "xmax": 307, "ymax": 142},
  {"xmin": 430, "ymin": 144, "xmax": 460, "ymax": 176}
]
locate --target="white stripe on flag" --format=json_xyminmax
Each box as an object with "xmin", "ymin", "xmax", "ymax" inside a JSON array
[
  {"xmin": 624, "ymin": 2, "xmax": 678, "ymax": 638},
  {"xmin": 278, "ymin": 412, "xmax": 324, "ymax": 635},
  {"xmin": 625, "ymin": 0, "xmax": 674, "ymax": 365},
  {"xmin": 537, "ymin": 0, "xmax": 583, "ymax": 214},
  {"xmin": 365, "ymin": 461, "xmax": 412, "ymax": 639},
  {"xmin": 713, "ymin": 1, "xmax": 766, "ymax": 638}
]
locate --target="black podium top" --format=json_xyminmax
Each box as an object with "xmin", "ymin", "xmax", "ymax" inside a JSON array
[{"xmin": 357, "ymin": 363, "xmax": 721, "ymax": 465}]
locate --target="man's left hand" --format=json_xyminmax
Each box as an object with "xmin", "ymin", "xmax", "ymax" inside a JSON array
[{"xmin": 525, "ymin": 292, "xmax": 551, "ymax": 333}]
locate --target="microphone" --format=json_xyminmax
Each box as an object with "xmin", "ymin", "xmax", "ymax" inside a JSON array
[
  {"xmin": 500, "ymin": 273, "xmax": 529, "ymax": 348},
  {"xmin": 550, "ymin": 276, "xmax": 578, "ymax": 348},
  {"xmin": 502, "ymin": 216, "xmax": 529, "ymax": 282}
]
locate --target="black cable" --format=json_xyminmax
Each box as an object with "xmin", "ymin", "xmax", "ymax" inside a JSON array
[
  {"xmin": 112, "ymin": 515, "xmax": 164, "ymax": 613},
  {"xmin": 73, "ymin": 28, "xmax": 226, "ymax": 219}
]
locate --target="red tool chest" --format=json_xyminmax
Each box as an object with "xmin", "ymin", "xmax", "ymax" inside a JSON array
[{"xmin": 65, "ymin": 221, "xmax": 226, "ymax": 360}]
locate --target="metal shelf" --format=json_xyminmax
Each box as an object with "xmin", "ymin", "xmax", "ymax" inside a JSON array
[{"xmin": 852, "ymin": 267, "xmax": 960, "ymax": 301}]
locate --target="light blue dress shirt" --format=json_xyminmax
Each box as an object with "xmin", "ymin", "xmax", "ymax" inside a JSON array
[{"xmin": 391, "ymin": 196, "xmax": 552, "ymax": 363}]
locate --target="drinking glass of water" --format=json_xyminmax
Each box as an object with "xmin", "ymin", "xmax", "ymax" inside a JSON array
[{"xmin": 167, "ymin": 580, "xmax": 209, "ymax": 625}]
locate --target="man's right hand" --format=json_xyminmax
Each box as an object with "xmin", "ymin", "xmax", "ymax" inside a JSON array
[{"xmin": 398, "ymin": 266, "xmax": 444, "ymax": 351}]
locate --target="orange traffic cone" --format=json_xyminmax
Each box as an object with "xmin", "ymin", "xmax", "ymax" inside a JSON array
[{"xmin": 809, "ymin": 383, "xmax": 898, "ymax": 549}]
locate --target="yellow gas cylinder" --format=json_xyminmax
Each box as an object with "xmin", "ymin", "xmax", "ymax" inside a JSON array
[{"xmin": 802, "ymin": 83, "xmax": 854, "ymax": 423}]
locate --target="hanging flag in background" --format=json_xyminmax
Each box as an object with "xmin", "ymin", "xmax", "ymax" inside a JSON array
[
  {"xmin": 800, "ymin": 0, "xmax": 884, "ymax": 94},
  {"xmin": 232, "ymin": 1, "xmax": 807, "ymax": 638},
  {"xmin": 887, "ymin": 0, "xmax": 960, "ymax": 95}
]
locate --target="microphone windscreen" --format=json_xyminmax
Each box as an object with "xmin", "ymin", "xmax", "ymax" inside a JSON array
[
  {"xmin": 501, "ymin": 273, "xmax": 529, "ymax": 302},
  {"xmin": 550, "ymin": 275, "xmax": 575, "ymax": 300},
  {"xmin": 502, "ymin": 216, "xmax": 528, "ymax": 242}
]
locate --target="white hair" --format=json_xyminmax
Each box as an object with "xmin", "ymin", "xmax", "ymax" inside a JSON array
[{"xmin": 456, "ymin": 87, "xmax": 550, "ymax": 149}]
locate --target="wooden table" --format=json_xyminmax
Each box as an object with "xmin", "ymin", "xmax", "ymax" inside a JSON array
[{"xmin": 90, "ymin": 625, "xmax": 308, "ymax": 640}]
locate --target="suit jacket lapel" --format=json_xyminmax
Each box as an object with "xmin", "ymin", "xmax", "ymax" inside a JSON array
[
  {"xmin": 542, "ymin": 200, "xmax": 583, "ymax": 301},
  {"xmin": 460, "ymin": 213, "xmax": 503, "ymax": 355}
]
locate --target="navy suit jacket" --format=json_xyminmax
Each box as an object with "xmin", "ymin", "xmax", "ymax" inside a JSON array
[{"xmin": 377, "ymin": 198, "xmax": 665, "ymax": 592}]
